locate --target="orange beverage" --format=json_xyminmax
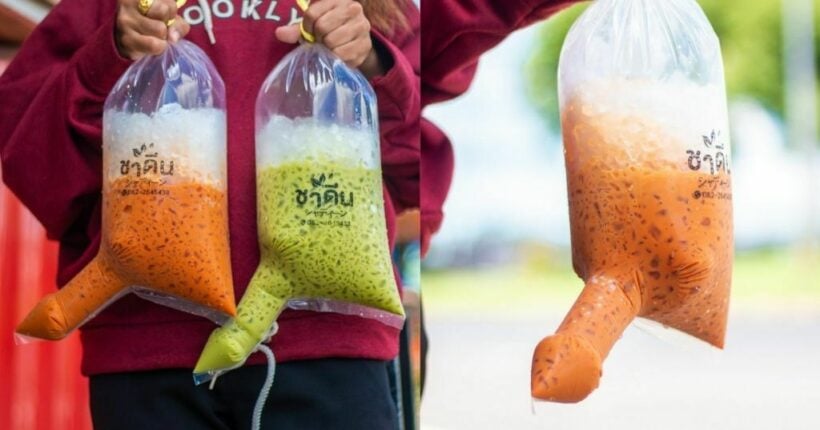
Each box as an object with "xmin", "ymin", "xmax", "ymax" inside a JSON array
[
  {"xmin": 531, "ymin": 84, "xmax": 733, "ymax": 402},
  {"xmin": 16, "ymin": 108, "xmax": 235, "ymax": 341}
]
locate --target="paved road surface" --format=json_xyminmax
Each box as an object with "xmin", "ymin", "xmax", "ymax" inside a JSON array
[{"xmin": 420, "ymin": 310, "xmax": 820, "ymax": 430}]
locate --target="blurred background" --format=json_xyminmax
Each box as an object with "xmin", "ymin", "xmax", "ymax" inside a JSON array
[
  {"xmin": 421, "ymin": 1, "xmax": 820, "ymax": 429},
  {"xmin": 1, "ymin": 2, "xmax": 92, "ymax": 430}
]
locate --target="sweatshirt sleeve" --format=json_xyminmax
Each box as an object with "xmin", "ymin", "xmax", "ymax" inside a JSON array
[
  {"xmin": 422, "ymin": 0, "xmax": 577, "ymax": 105},
  {"xmin": 419, "ymin": 118, "xmax": 453, "ymax": 255},
  {"xmin": 369, "ymin": 2, "xmax": 420, "ymax": 215},
  {"xmin": 418, "ymin": 0, "xmax": 578, "ymax": 255},
  {"xmin": 0, "ymin": 0, "xmax": 132, "ymax": 242}
]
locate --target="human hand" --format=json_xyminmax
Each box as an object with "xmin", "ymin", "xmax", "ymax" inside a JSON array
[
  {"xmin": 275, "ymin": 0, "xmax": 385, "ymax": 77},
  {"xmin": 115, "ymin": 0, "xmax": 191, "ymax": 60}
]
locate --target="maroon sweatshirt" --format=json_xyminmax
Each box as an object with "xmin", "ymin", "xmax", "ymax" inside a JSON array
[
  {"xmin": 0, "ymin": 0, "xmax": 419, "ymax": 375},
  {"xmin": 420, "ymin": 0, "xmax": 576, "ymax": 254}
]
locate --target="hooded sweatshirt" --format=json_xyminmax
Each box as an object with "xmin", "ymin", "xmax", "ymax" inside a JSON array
[
  {"xmin": 0, "ymin": 0, "xmax": 419, "ymax": 375},
  {"xmin": 420, "ymin": 0, "xmax": 576, "ymax": 254}
]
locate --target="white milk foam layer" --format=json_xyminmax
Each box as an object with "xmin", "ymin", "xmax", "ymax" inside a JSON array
[
  {"xmin": 103, "ymin": 104, "xmax": 227, "ymax": 187},
  {"xmin": 256, "ymin": 116, "xmax": 379, "ymax": 170},
  {"xmin": 562, "ymin": 76, "xmax": 731, "ymax": 169}
]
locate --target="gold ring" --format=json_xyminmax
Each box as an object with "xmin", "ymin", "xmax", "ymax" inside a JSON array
[
  {"xmin": 166, "ymin": 2, "xmax": 186, "ymax": 27},
  {"xmin": 138, "ymin": 0, "xmax": 153, "ymax": 16},
  {"xmin": 295, "ymin": 0, "xmax": 315, "ymax": 43},
  {"xmin": 300, "ymin": 21, "xmax": 316, "ymax": 43}
]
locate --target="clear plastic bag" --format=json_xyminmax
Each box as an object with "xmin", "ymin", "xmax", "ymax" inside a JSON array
[
  {"xmin": 531, "ymin": 0, "xmax": 732, "ymax": 402},
  {"xmin": 194, "ymin": 42, "xmax": 404, "ymax": 379},
  {"xmin": 15, "ymin": 40, "xmax": 236, "ymax": 341}
]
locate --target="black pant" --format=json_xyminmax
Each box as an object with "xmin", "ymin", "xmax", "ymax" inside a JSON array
[{"xmin": 89, "ymin": 359, "xmax": 399, "ymax": 430}]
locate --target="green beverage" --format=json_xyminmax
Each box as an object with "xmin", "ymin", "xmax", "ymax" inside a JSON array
[
  {"xmin": 255, "ymin": 161, "xmax": 402, "ymax": 312},
  {"xmin": 195, "ymin": 118, "xmax": 403, "ymax": 376}
]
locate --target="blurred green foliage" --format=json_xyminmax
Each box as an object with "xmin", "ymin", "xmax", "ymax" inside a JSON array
[
  {"xmin": 525, "ymin": 3, "xmax": 586, "ymax": 131},
  {"xmin": 422, "ymin": 249, "xmax": 820, "ymax": 316},
  {"xmin": 525, "ymin": 0, "xmax": 820, "ymax": 134}
]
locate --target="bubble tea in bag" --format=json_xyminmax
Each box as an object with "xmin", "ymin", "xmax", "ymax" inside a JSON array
[
  {"xmin": 531, "ymin": 0, "xmax": 733, "ymax": 402},
  {"xmin": 195, "ymin": 43, "xmax": 404, "ymax": 377},
  {"xmin": 16, "ymin": 40, "xmax": 235, "ymax": 341}
]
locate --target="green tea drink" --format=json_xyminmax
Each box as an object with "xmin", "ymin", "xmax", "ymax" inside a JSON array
[
  {"xmin": 254, "ymin": 162, "xmax": 401, "ymax": 309},
  {"xmin": 195, "ymin": 116, "xmax": 403, "ymax": 375}
]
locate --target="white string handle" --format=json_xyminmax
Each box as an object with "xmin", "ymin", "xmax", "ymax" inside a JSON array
[{"xmin": 252, "ymin": 344, "xmax": 277, "ymax": 430}]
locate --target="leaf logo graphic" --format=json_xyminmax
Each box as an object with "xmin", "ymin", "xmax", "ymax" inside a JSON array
[
  {"xmin": 311, "ymin": 174, "xmax": 326, "ymax": 188},
  {"xmin": 132, "ymin": 143, "xmax": 156, "ymax": 157},
  {"xmin": 702, "ymin": 130, "xmax": 722, "ymax": 149}
]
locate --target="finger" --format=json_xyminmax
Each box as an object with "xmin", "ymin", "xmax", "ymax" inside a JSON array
[
  {"xmin": 323, "ymin": 15, "xmax": 369, "ymax": 50},
  {"xmin": 118, "ymin": 30, "xmax": 144, "ymax": 60},
  {"xmin": 313, "ymin": 1, "xmax": 360, "ymax": 41},
  {"xmin": 121, "ymin": 30, "xmax": 168, "ymax": 58},
  {"xmin": 119, "ymin": 0, "xmax": 140, "ymax": 15},
  {"xmin": 333, "ymin": 35, "xmax": 371, "ymax": 68},
  {"xmin": 275, "ymin": 24, "xmax": 301, "ymax": 44},
  {"xmin": 133, "ymin": 13, "xmax": 168, "ymax": 40},
  {"xmin": 168, "ymin": 16, "xmax": 190, "ymax": 42},
  {"xmin": 145, "ymin": 0, "xmax": 178, "ymax": 22},
  {"xmin": 301, "ymin": 0, "xmax": 338, "ymax": 37}
]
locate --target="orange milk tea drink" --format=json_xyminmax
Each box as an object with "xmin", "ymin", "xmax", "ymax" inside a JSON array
[
  {"xmin": 531, "ymin": 0, "xmax": 733, "ymax": 402},
  {"xmin": 16, "ymin": 41, "xmax": 235, "ymax": 341}
]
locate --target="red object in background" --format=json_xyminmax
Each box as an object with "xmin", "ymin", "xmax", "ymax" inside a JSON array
[
  {"xmin": 0, "ymin": 183, "xmax": 92, "ymax": 429},
  {"xmin": 2, "ymin": 5, "xmax": 91, "ymax": 428}
]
